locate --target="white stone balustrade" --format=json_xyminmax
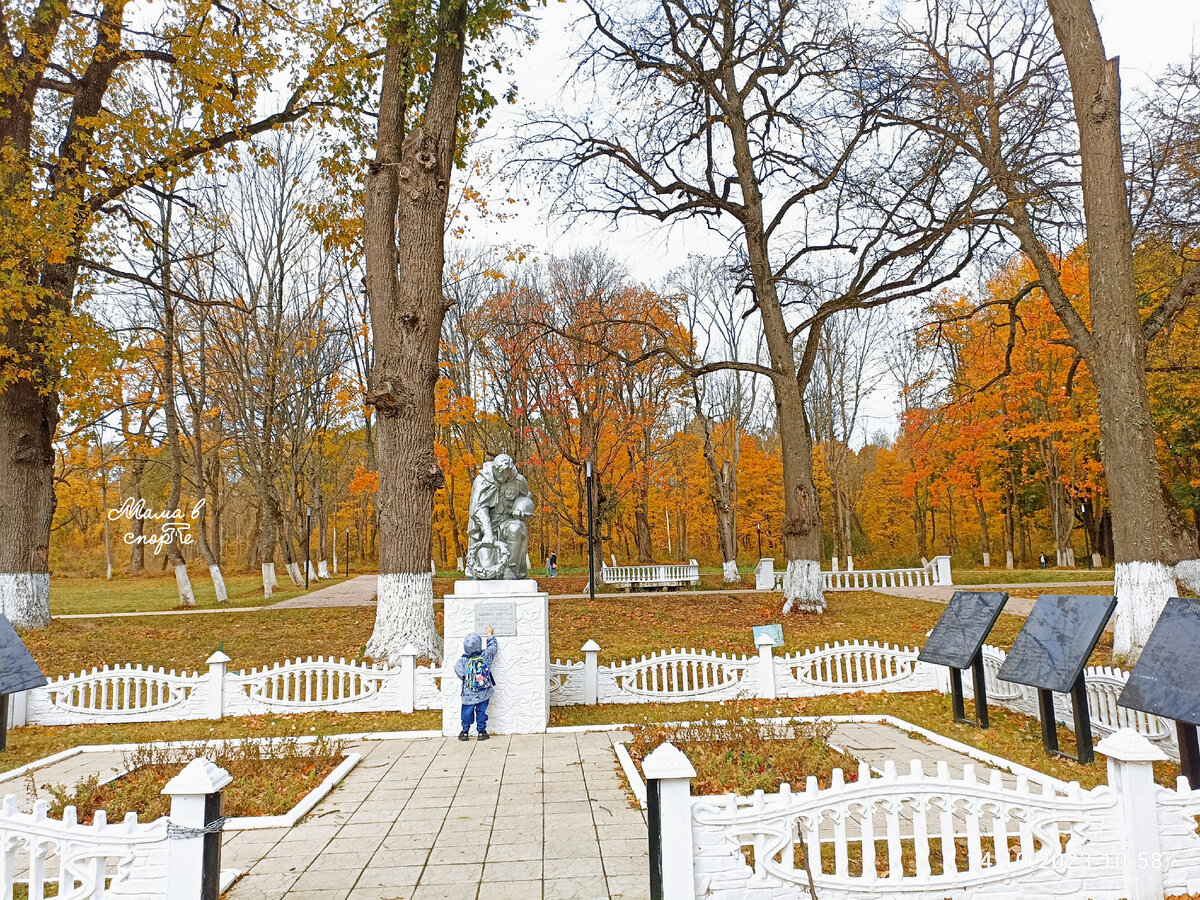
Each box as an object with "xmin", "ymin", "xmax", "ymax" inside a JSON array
[
  {"xmin": 600, "ymin": 559, "xmax": 700, "ymax": 590},
  {"xmin": 755, "ymin": 555, "xmax": 953, "ymax": 591}
]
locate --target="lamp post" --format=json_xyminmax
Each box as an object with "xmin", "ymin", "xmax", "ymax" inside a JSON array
[
  {"xmin": 586, "ymin": 460, "xmax": 596, "ymax": 604},
  {"xmin": 756, "ymin": 522, "xmax": 762, "ymax": 560},
  {"xmin": 304, "ymin": 505, "xmax": 311, "ymax": 590}
]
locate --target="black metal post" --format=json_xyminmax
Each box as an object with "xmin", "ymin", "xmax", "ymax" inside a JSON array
[
  {"xmin": 1178, "ymin": 721, "xmax": 1200, "ymax": 789},
  {"xmin": 1038, "ymin": 688, "xmax": 1060, "ymax": 756},
  {"xmin": 586, "ymin": 462, "xmax": 596, "ymax": 604},
  {"xmin": 971, "ymin": 653, "xmax": 989, "ymax": 729},
  {"xmin": 304, "ymin": 506, "xmax": 311, "ymax": 590},
  {"xmin": 1070, "ymin": 673, "xmax": 1095, "ymax": 764},
  {"xmin": 0, "ymin": 693, "xmax": 7, "ymax": 752},
  {"xmin": 756, "ymin": 523, "xmax": 762, "ymax": 560},
  {"xmin": 345, "ymin": 528, "xmax": 351, "ymax": 579},
  {"xmin": 949, "ymin": 667, "xmax": 967, "ymax": 723},
  {"xmin": 646, "ymin": 776, "xmax": 663, "ymax": 900},
  {"xmin": 201, "ymin": 790, "xmax": 223, "ymax": 900}
]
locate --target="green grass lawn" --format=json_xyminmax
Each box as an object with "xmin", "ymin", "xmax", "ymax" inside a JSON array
[
  {"xmin": 952, "ymin": 567, "xmax": 1114, "ymax": 585},
  {"xmin": 22, "ymin": 588, "xmax": 1108, "ymax": 679},
  {"xmin": 50, "ymin": 573, "xmax": 313, "ymax": 615}
]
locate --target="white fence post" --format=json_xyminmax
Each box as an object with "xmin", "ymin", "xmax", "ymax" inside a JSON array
[
  {"xmin": 932, "ymin": 555, "xmax": 953, "ymax": 585},
  {"xmin": 582, "ymin": 640, "xmax": 601, "ymax": 705},
  {"xmin": 1098, "ymin": 728, "xmax": 1169, "ymax": 900},
  {"xmin": 756, "ymin": 633, "xmax": 777, "ymax": 700},
  {"xmin": 755, "ymin": 559, "xmax": 775, "ymax": 591},
  {"xmin": 163, "ymin": 757, "xmax": 232, "ymax": 900},
  {"xmin": 399, "ymin": 643, "xmax": 417, "ymax": 714},
  {"xmin": 643, "ymin": 742, "xmax": 696, "ymax": 900},
  {"xmin": 8, "ymin": 691, "xmax": 26, "ymax": 727},
  {"xmin": 205, "ymin": 650, "xmax": 230, "ymax": 720}
]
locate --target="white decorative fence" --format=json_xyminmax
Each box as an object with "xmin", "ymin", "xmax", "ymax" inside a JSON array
[
  {"xmin": 755, "ymin": 556, "xmax": 953, "ymax": 591},
  {"xmin": 13, "ymin": 637, "xmax": 1171, "ymax": 763},
  {"xmin": 601, "ymin": 559, "xmax": 700, "ymax": 590},
  {"xmin": 0, "ymin": 757, "xmax": 231, "ymax": 900},
  {"xmin": 646, "ymin": 729, "xmax": 1197, "ymax": 900}
]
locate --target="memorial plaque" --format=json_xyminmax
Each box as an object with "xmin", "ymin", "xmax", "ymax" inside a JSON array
[
  {"xmin": 919, "ymin": 591, "xmax": 1009, "ymax": 669},
  {"xmin": 753, "ymin": 624, "xmax": 784, "ymax": 648},
  {"xmin": 0, "ymin": 614, "xmax": 45, "ymax": 695},
  {"xmin": 1119, "ymin": 596, "xmax": 1200, "ymax": 726},
  {"xmin": 997, "ymin": 594, "xmax": 1116, "ymax": 693},
  {"xmin": 474, "ymin": 602, "xmax": 518, "ymax": 637}
]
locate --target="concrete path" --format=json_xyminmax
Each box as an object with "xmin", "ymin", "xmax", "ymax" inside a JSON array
[
  {"xmin": 223, "ymin": 731, "xmax": 648, "ymax": 900},
  {"xmin": 269, "ymin": 575, "xmax": 380, "ymax": 609}
]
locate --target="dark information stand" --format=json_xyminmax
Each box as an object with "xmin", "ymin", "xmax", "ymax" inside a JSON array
[
  {"xmin": 1119, "ymin": 596, "xmax": 1200, "ymax": 788},
  {"xmin": 918, "ymin": 591, "xmax": 1009, "ymax": 728},
  {"xmin": 997, "ymin": 594, "xmax": 1116, "ymax": 765},
  {"xmin": 0, "ymin": 613, "xmax": 47, "ymax": 751}
]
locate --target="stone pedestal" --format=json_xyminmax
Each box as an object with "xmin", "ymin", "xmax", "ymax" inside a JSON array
[{"xmin": 441, "ymin": 579, "xmax": 549, "ymax": 736}]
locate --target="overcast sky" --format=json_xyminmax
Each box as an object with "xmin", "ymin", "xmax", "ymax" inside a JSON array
[{"xmin": 461, "ymin": 0, "xmax": 1200, "ymax": 442}]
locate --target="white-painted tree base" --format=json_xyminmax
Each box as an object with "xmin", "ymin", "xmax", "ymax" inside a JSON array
[
  {"xmin": 0, "ymin": 573, "xmax": 50, "ymax": 629},
  {"xmin": 285, "ymin": 562, "xmax": 303, "ymax": 586},
  {"xmin": 982, "ymin": 552, "xmax": 991, "ymax": 568},
  {"xmin": 366, "ymin": 572, "xmax": 441, "ymax": 664},
  {"xmin": 306, "ymin": 561, "xmax": 319, "ymax": 583},
  {"xmin": 846, "ymin": 556, "xmax": 854, "ymax": 572},
  {"xmin": 722, "ymin": 560, "xmax": 740, "ymax": 583},
  {"xmin": 781, "ymin": 559, "xmax": 824, "ymax": 614},
  {"xmin": 1113, "ymin": 560, "xmax": 1177, "ymax": 663},
  {"xmin": 1006, "ymin": 550, "xmax": 1014, "ymax": 569},
  {"xmin": 174, "ymin": 564, "xmax": 195, "ymax": 607},
  {"xmin": 209, "ymin": 565, "xmax": 228, "ymax": 604},
  {"xmin": 317, "ymin": 560, "xmax": 330, "ymax": 579},
  {"xmin": 262, "ymin": 562, "xmax": 276, "ymax": 599},
  {"xmin": 1175, "ymin": 559, "xmax": 1200, "ymax": 594}
]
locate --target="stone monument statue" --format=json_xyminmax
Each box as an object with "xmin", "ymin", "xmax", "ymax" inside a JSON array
[{"xmin": 465, "ymin": 454, "xmax": 533, "ymax": 580}]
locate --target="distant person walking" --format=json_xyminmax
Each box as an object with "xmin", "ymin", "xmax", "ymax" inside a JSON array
[
  {"xmin": 1039, "ymin": 552, "xmax": 1048, "ymax": 569},
  {"xmin": 549, "ymin": 551, "xmax": 558, "ymax": 577},
  {"xmin": 454, "ymin": 626, "xmax": 498, "ymax": 741}
]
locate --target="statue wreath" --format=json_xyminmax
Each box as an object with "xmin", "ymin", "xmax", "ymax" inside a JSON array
[{"xmin": 467, "ymin": 540, "xmax": 511, "ymax": 580}]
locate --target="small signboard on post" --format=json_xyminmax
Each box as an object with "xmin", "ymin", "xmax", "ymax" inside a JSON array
[
  {"xmin": 997, "ymin": 594, "xmax": 1116, "ymax": 764},
  {"xmin": 918, "ymin": 591, "xmax": 1008, "ymax": 728},
  {"xmin": 752, "ymin": 624, "xmax": 784, "ymax": 648},
  {"xmin": 0, "ymin": 613, "xmax": 47, "ymax": 751},
  {"xmin": 1118, "ymin": 596, "xmax": 1200, "ymax": 787}
]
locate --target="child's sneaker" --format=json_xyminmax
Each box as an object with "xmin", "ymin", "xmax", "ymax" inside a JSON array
[
  {"xmin": 458, "ymin": 730, "xmax": 469, "ymax": 741},
  {"xmin": 477, "ymin": 731, "xmax": 490, "ymax": 741}
]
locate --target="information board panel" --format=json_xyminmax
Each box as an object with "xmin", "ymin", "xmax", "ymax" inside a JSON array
[
  {"xmin": 997, "ymin": 594, "xmax": 1116, "ymax": 694},
  {"xmin": 1119, "ymin": 596, "xmax": 1200, "ymax": 726},
  {"xmin": 918, "ymin": 591, "xmax": 1009, "ymax": 669},
  {"xmin": 0, "ymin": 614, "xmax": 45, "ymax": 695}
]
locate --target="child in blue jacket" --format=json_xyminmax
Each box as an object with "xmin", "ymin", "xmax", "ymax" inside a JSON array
[{"xmin": 454, "ymin": 626, "xmax": 498, "ymax": 740}]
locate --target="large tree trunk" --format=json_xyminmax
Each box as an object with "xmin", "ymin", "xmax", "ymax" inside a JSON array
[
  {"xmin": 1046, "ymin": 0, "xmax": 1193, "ymax": 660},
  {"xmin": 693, "ymin": 383, "xmax": 740, "ymax": 582},
  {"xmin": 976, "ymin": 493, "xmax": 992, "ymax": 568},
  {"xmin": 127, "ymin": 456, "xmax": 148, "ymax": 573},
  {"xmin": 363, "ymin": 1, "xmax": 469, "ymax": 664},
  {"xmin": 0, "ymin": 381, "xmax": 56, "ymax": 628}
]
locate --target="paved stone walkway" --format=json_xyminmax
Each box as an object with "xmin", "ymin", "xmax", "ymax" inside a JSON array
[
  {"xmin": 873, "ymin": 580, "xmax": 1114, "ymax": 623},
  {"xmin": 269, "ymin": 576, "xmax": 381, "ymax": 609},
  {"xmin": 223, "ymin": 731, "xmax": 647, "ymax": 900}
]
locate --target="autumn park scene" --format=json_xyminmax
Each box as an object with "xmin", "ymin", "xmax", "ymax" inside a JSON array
[{"xmin": 1, "ymin": 0, "xmax": 1200, "ymax": 898}]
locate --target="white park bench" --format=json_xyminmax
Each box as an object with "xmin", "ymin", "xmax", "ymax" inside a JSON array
[
  {"xmin": 601, "ymin": 559, "xmax": 701, "ymax": 591},
  {"xmin": 755, "ymin": 555, "xmax": 953, "ymax": 591}
]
